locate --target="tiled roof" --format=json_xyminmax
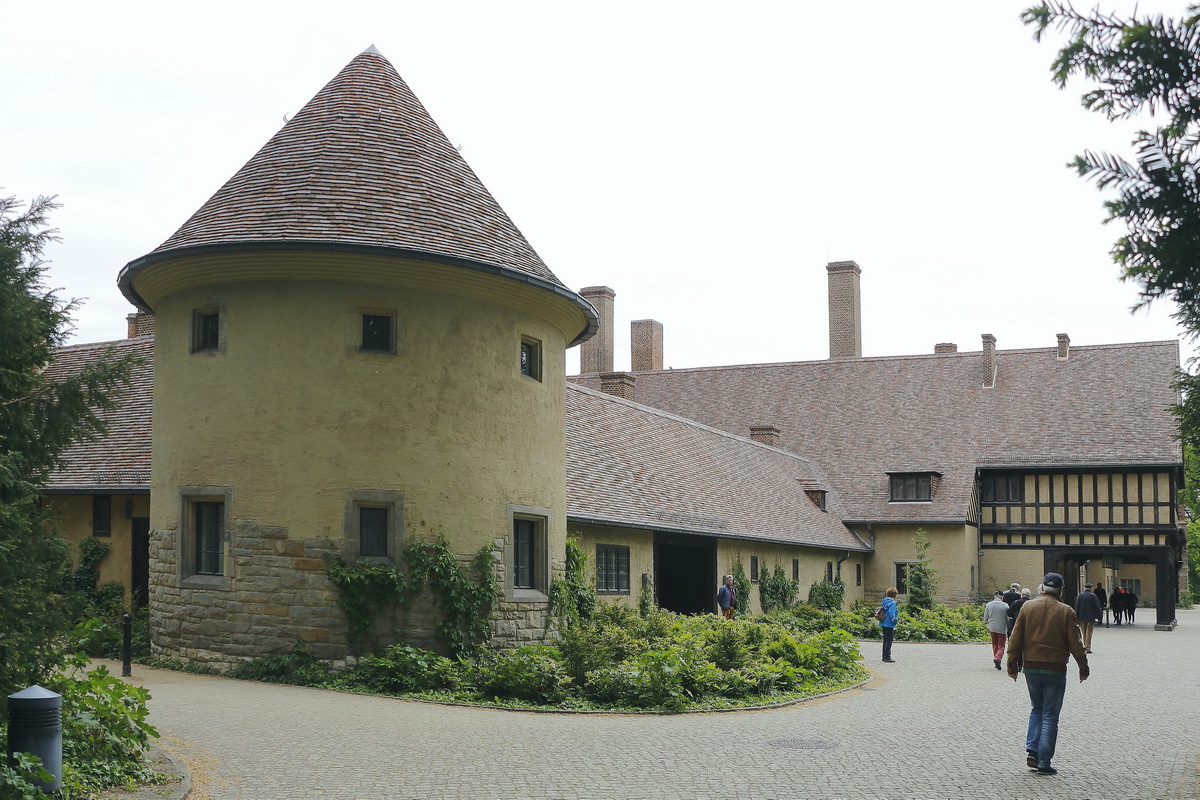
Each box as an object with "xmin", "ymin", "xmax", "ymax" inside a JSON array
[
  {"xmin": 573, "ymin": 340, "xmax": 1182, "ymax": 523},
  {"xmin": 120, "ymin": 46, "xmax": 570, "ymax": 303},
  {"xmin": 566, "ymin": 384, "xmax": 868, "ymax": 551},
  {"xmin": 43, "ymin": 337, "xmax": 153, "ymax": 491}
]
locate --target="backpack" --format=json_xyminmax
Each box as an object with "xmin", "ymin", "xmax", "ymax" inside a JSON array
[{"xmin": 874, "ymin": 604, "xmax": 887, "ymax": 622}]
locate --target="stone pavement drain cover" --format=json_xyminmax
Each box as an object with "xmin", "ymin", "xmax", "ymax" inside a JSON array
[{"xmin": 766, "ymin": 739, "xmax": 839, "ymax": 750}]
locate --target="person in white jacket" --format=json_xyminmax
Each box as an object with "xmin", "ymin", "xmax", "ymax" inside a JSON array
[{"xmin": 985, "ymin": 590, "xmax": 1011, "ymax": 670}]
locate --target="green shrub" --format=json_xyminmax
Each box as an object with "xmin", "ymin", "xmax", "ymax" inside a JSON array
[
  {"xmin": 471, "ymin": 646, "xmax": 574, "ymax": 703},
  {"xmin": 585, "ymin": 649, "xmax": 694, "ymax": 709},
  {"xmin": 759, "ymin": 564, "xmax": 799, "ymax": 613},
  {"xmin": 226, "ymin": 642, "xmax": 332, "ymax": 686},
  {"xmin": 807, "ymin": 577, "xmax": 846, "ymax": 611},
  {"xmin": 339, "ymin": 644, "xmax": 460, "ymax": 694}
]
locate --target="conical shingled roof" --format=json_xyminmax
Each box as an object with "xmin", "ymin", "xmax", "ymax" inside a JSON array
[{"xmin": 128, "ymin": 46, "xmax": 566, "ymax": 289}]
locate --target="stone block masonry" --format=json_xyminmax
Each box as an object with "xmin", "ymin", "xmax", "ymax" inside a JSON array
[{"xmin": 148, "ymin": 521, "xmax": 550, "ymax": 669}]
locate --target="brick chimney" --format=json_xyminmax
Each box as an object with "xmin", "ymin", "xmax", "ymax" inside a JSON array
[
  {"xmin": 126, "ymin": 312, "xmax": 156, "ymax": 338},
  {"xmin": 935, "ymin": 342, "xmax": 957, "ymax": 354},
  {"xmin": 827, "ymin": 261, "xmax": 862, "ymax": 359},
  {"xmin": 1057, "ymin": 333, "xmax": 1070, "ymax": 361},
  {"xmin": 982, "ymin": 333, "xmax": 997, "ymax": 388},
  {"xmin": 599, "ymin": 371, "xmax": 636, "ymax": 401},
  {"xmin": 749, "ymin": 425, "xmax": 781, "ymax": 447},
  {"xmin": 579, "ymin": 286, "xmax": 615, "ymax": 374},
  {"xmin": 631, "ymin": 319, "xmax": 663, "ymax": 371}
]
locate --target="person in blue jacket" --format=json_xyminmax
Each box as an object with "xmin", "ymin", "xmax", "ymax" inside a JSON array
[{"xmin": 880, "ymin": 587, "xmax": 899, "ymax": 662}]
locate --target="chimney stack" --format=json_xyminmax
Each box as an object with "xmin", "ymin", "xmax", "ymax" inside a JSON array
[
  {"xmin": 631, "ymin": 319, "xmax": 663, "ymax": 371},
  {"xmin": 935, "ymin": 343, "xmax": 957, "ymax": 354},
  {"xmin": 126, "ymin": 312, "xmax": 156, "ymax": 338},
  {"xmin": 599, "ymin": 371, "xmax": 636, "ymax": 401},
  {"xmin": 1056, "ymin": 333, "xmax": 1070, "ymax": 361},
  {"xmin": 579, "ymin": 286, "xmax": 615, "ymax": 373},
  {"xmin": 749, "ymin": 425, "xmax": 781, "ymax": 447},
  {"xmin": 982, "ymin": 333, "xmax": 997, "ymax": 388},
  {"xmin": 827, "ymin": 261, "xmax": 862, "ymax": 359}
]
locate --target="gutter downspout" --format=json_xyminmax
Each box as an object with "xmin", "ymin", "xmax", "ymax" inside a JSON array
[
  {"xmin": 836, "ymin": 550, "xmax": 851, "ymax": 580},
  {"xmin": 975, "ymin": 468, "xmax": 984, "ymax": 603}
]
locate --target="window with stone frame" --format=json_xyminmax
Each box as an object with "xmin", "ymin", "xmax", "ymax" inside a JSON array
[
  {"xmin": 342, "ymin": 490, "xmax": 404, "ymax": 561},
  {"xmin": 506, "ymin": 505, "xmax": 551, "ymax": 600},
  {"xmin": 178, "ymin": 486, "xmax": 233, "ymax": 590},
  {"xmin": 191, "ymin": 307, "xmax": 222, "ymax": 353}
]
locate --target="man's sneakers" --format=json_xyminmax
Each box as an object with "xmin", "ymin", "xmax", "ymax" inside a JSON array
[
  {"xmin": 1036, "ymin": 766, "xmax": 1058, "ymax": 775},
  {"xmin": 1026, "ymin": 751, "xmax": 1037, "ymax": 768},
  {"xmin": 882, "ymin": 658, "xmax": 896, "ymax": 662},
  {"xmin": 994, "ymin": 658, "xmax": 1002, "ymax": 670}
]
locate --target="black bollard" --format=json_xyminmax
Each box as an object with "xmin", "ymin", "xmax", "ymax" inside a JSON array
[
  {"xmin": 122, "ymin": 612, "xmax": 133, "ymax": 677},
  {"xmin": 6, "ymin": 685, "xmax": 63, "ymax": 792}
]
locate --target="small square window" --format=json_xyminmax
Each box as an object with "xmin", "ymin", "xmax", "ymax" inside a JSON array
[
  {"xmin": 520, "ymin": 338, "xmax": 542, "ymax": 381},
  {"xmin": 361, "ymin": 314, "xmax": 394, "ymax": 353},
  {"xmin": 596, "ymin": 544, "xmax": 630, "ymax": 594},
  {"xmin": 343, "ymin": 490, "xmax": 403, "ymax": 561},
  {"xmin": 192, "ymin": 310, "xmax": 221, "ymax": 353}
]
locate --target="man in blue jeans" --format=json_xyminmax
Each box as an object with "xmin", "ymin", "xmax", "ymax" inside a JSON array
[{"xmin": 1005, "ymin": 573, "xmax": 1089, "ymax": 775}]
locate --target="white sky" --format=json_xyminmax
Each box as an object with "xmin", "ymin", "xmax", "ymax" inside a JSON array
[{"xmin": 3, "ymin": 0, "xmax": 1195, "ymax": 372}]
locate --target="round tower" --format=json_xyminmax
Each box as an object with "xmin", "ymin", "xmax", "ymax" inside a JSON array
[{"xmin": 118, "ymin": 47, "xmax": 596, "ymax": 664}]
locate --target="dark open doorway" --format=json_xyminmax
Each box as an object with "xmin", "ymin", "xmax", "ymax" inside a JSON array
[
  {"xmin": 131, "ymin": 517, "xmax": 150, "ymax": 607},
  {"xmin": 653, "ymin": 533, "xmax": 717, "ymax": 615}
]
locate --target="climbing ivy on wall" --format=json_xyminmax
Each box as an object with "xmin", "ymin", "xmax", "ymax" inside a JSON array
[
  {"xmin": 547, "ymin": 538, "xmax": 596, "ymax": 631},
  {"xmin": 759, "ymin": 563, "xmax": 800, "ymax": 613},
  {"xmin": 729, "ymin": 560, "xmax": 751, "ymax": 618},
  {"xmin": 327, "ymin": 537, "xmax": 495, "ymax": 658}
]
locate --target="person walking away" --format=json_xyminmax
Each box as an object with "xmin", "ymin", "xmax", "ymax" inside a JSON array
[
  {"xmin": 1125, "ymin": 590, "xmax": 1138, "ymax": 624},
  {"xmin": 985, "ymin": 590, "xmax": 1010, "ymax": 669},
  {"xmin": 1006, "ymin": 573, "xmax": 1089, "ymax": 776},
  {"xmin": 1003, "ymin": 583, "xmax": 1022, "ymax": 635},
  {"xmin": 1094, "ymin": 582, "xmax": 1108, "ymax": 626},
  {"xmin": 880, "ymin": 587, "xmax": 899, "ymax": 662},
  {"xmin": 717, "ymin": 574, "xmax": 736, "ymax": 620},
  {"xmin": 1111, "ymin": 587, "xmax": 1125, "ymax": 625},
  {"xmin": 1073, "ymin": 583, "xmax": 1103, "ymax": 653},
  {"xmin": 1009, "ymin": 588, "xmax": 1031, "ymax": 671}
]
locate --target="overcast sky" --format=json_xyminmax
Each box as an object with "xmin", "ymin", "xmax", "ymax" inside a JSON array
[{"xmin": 3, "ymin": 0, "xmax": 1194, "ymax": 373}]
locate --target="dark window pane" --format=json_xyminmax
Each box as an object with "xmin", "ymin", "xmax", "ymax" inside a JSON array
[
  {"xmin": 750, "ymin": 555, "xmax": 759, "ymax": 582},
  {"xmin": 359, "ymin": 507, "xmax": 389, "ymax": 556},
  {"xmin": 361, "ymin": 314, "xmax": 392, "ymax": 352},
  {"xmin": 520, "ymin": 340, "xmax": 539, "ymax": 378},
  {"xmin": 896, "ymin": 563, "xmax": 909, "ymax": 594},
  {"xmin": 514, "ymin": 519, "xmax": 535, "ymax": 588},
  {"xmin": 198, "ymin": 313, "xmax": 220, "ymax": 351},
  {"xmin": 596, "ymin": 544, "xmax": 630, "ymax": 593},
  {"xmin": 92, "ymin": 495, "xmax": 111, "ymax": 537},
  {"xmin": 195, "ymin": 502, "xmax": 224, "ymax": 575}
]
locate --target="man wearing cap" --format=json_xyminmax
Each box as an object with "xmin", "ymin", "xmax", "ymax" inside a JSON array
[
  {"xmin": 984, "ymin": 590, "xmax": 1010, "ymax": 670},
  {"xmin": 1002, "ymin": 583, "xmax": 1022, "ymax": 635},
  {"xmin": 1074, "ymin": 583, "xmax": 1103, "ymax": 653},
  {"xmin": 1006, "ymin": 573, "xmax": 1089, "ymax": 776}
]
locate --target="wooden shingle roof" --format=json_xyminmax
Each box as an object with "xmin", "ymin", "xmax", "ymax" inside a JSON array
[
  {"xmin": 119, "ymin": 46, "xmax": 582, "ymax": 321},
  {"xmin": 43, "ymin": 336, "xmax": 153, "ymax": 492},
  {"xmin": 566, "ymin": 384, "xmax": 868, "ymax": 551},
  {"xmin": 574, "ymin": 340, "xmax": 1182, "ymax": 524}
]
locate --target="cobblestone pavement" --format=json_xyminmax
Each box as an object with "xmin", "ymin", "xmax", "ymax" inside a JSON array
[{"xmin": 111, "ymin": 609, "xmax": 1200, "ymax": 800}]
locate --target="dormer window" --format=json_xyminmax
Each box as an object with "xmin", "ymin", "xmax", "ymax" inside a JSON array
[
  {"xmin": 805, "ymin": 489, "xmax": 827, "ymax": 511},
  {"xmin": 888, "ymin": 471, "xmax": 941, "ymax": 502}
]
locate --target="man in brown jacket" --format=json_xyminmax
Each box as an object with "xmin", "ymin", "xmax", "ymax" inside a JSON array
[{"xmin": 1005, "ymin": 572, "xmax": 1089, "ymax": 776}]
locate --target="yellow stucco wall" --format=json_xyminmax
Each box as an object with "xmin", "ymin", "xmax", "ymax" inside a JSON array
[
  {"xmin": 718, "ymin": 541, "xmax": 863, "ymax": 614},
  {"xmin": 569, "ymin": 523, "xmax": 655, "ymax": 608},
  {"xmin": 147, "ymin": 263, "xmax": 579, "ymax": 581},
  {"xmin": 855, "ymin": 524, "xmax": 978, "ymax": 604},
  {"xmin": 42, "ymin": 494, "xmax": 150, "ymax": 599}
]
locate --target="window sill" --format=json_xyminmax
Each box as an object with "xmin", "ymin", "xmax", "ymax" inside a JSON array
[
  {"xmin": 888, "ymin": 500, "xmax": 933, "ymax": 505},
  {"xmin": 179, "ymin": 574, "xmax": 232, "ymax": 591},
  {"xmin": 511, "ymin": 588, "xmax": 548, "ymax": 603}
]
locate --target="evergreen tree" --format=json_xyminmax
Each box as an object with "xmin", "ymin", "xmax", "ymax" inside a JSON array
[
  {"xmin": 1023, "ymin": 3, "xmax": 1200, "ymax": 329},
  {"xmin": 904, "ymin": 529, "xmax": 939, "ymax": 612},
  {"xmin": 0, "ymin": 194, "xmax": 135, "ymax": 705}
]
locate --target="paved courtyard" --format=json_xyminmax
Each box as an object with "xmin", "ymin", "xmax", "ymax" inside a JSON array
[{"xmin": 112, "ymin": 609, "xmax": 1200, "ymax": 800}]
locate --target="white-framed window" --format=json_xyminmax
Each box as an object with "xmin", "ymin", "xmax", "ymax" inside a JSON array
[
  {"xmin": 343, "ymin": 490, "xmax": 404, "ymax": 561},
  {"xmin": 178, "ymin": 486, "xmax": 233, "ymax": 590}
]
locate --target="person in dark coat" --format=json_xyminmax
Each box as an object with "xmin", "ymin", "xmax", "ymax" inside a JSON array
[
  {"xmin": 1003, "ymin": 583, "xmax": 1022, "ymax": 634},
  {"xmin": 1111, "ymin": 587, "xmax": 1125, "ymax": 624},
  {"xmin": 1125, "ymin": 590, "xmax": 1138, "ymax": 623},
  {"xmin": 1074, "ymin": 583, "xmax": 1103, "ymax": 653},
  {"xmin": 1094, "ymin": 582, "xmax": 1108, "ymax": 624},
  {"xmin": 1009, "ymin": 587, "xmax": 1032, "ymax": 671}
]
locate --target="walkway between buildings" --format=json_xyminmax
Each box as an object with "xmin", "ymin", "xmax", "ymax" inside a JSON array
[{"xmin": 112, "ymin": 609, "xmax": 1200, "ymax": 800}]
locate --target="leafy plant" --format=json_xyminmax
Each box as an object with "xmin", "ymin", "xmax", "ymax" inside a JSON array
[
  {"xmin": 226, "ymin": 641, "xmax": 332, "ymax": 686},
  {"xmin": 471, "ymin": 646, "xmax": 574, "ymax": 703},
  {"xmin": 759, "ymin": 563, "xmax": 799, "ymax": 613},
  {"xmin": 728, "ymin": 559, "xmax": 751, "ymax": 618},
  {"xmin": 807, "ymin": 576, "xmax": 846, "ymax": 611},
  {"xmin": 904, "ymin": 529, "xmax": 938, "ymax": 612},
  {"xmin": 336, "ymin": 644, "xmax": 461, "ymax": 694},
  {"xmin": 548, "ymin": 537, "xmax": 596, "ymax": 631}
]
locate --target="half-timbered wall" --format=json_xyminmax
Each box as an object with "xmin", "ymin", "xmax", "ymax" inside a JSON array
[{"xmin": 980, "ymin": 471, "xmax": 1175, "ymax": 529}]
